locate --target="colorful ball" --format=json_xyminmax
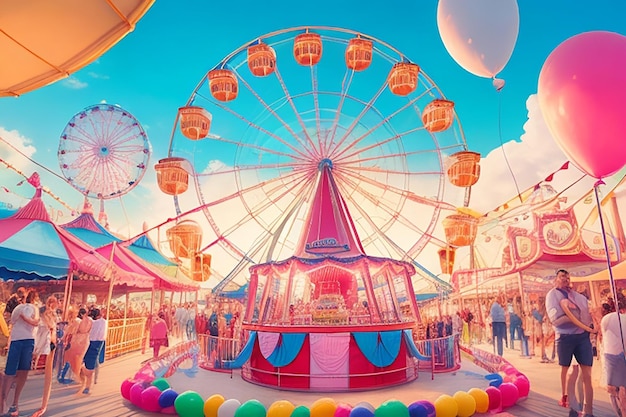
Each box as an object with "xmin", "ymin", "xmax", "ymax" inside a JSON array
[
  {"xmin": 412, "ymin": 400, "xmax": 435, "ymax": 417},
  {"xmin": 468, "ymin": 388, "xmax": 489, "ymax": 413},
  {"xmin": 407, "ymin": 402, "xmax": 428, "ymax": 417},
  {"xmin": 162, "ymin": 405, "xmax": 177, "ymax": 414},
  {"xmin": 291, "ymin": 405, "xmax": 311, "ymax": 417},
  {"xmin": 174, "ymin": 390, "xmax": 205, "ymax": 417},
  {"xmin": 433, "ymin": 394, "xmax": 457, "ymax": 417},
  {"xmin": 349, "ymin": 407, "xmax": 374, "ymax": 417},
  {"xmin": 353, "ymin": 402, "xmax": 375, "ymax": 412},
  {"xmin": 158, "ymin": 388, "xmax": 179, "ymax": 408},
  {"xmin": 234, "ymin": 399, "xmax": 266, "ymax": 417},
  {"xmin": 452, "ymin": 391, "xmax": 476, "ymax": 417},
  {"xmin": 204, "ymin": 394, "xmax": 226, "ymax": 417},
  {"xmin": 311, "ymin": 398, "xmax": 337, "ymax": 417},
  {"xmin": 375, "ymin": 400, "xmax": 408, "ymax": 417},
  {"xmin": 514, "ymin": 375, "xmax": 530, "ymax": 398},
  {"xmin": 151, "ymin": 377, "xmax": 171, "ymax": 391},
  {"xmin": 120, "ymin": 378, "xmax": 135, "ymax": 400},
  {"xmin": 485, "ymin": 386, "xmax": 502, "ymax": 411},
  {"xmin": 218, "ymin": 399, "xmax": 242, "ymax": 417},
  {"xmin": 141, "ymin": 386, "xmax": 163, "ymax": 412},
  {"xmin": 334, "ymin": 403, "xmax": 352, "ymax": 417},
  {"xmin": 267, "ymin": 400, "xmax": 295, "ymax": 417},
  {"xmin": 129, "ymin": 382, "xmax": 145, "ymax": 408},
  {"xmin": 499, "ymin": 382, "xmax": 520, "ymax": 408}
]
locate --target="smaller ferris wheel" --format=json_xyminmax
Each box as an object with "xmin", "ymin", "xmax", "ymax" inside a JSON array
[{"xmin": 58, "ymin": 103, "xmax": 151, "ymax": 226}]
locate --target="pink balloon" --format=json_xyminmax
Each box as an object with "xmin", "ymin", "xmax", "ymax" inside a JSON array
[
  {"xmin": 538, "ymin": 31, "xmax": 626, "ymax": 179},
  {"xmin": 499, "ymin": 382, "xmax": 520, "ymax": 408},
  {"xmin": 514, "ymin": 375, "xmax": 531, "ymax": 398},
  {"xmin": 335, "ymin": 403, "xmax": 352, "ymax": 417},
  {"xmin": 161, "ymin": 405, "xmax": 177, "ymax": 414},
  {"xmin": 120, "ymin": 378, "xmax": 135, "ymax": 401},
  {"xmin": 129, "ymin": 382, "xmax": 145, "ymax": 408},
  {"xmin": 485, "ymin": 386, "xmax": 502, "ymax": 412},
  {"xmin": 141, "ymin": 386, "xmax": 163, "ymax": 413}
]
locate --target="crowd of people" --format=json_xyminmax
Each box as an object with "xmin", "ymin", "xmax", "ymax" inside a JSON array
[{"xmin": 0, "ymin": 287, "xmax": 109, "ymax": 417}]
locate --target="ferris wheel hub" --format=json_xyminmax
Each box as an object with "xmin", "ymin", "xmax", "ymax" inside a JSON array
[{"xmin": 318, "ymin": 158, "xmax": 333, "ymax": 171}]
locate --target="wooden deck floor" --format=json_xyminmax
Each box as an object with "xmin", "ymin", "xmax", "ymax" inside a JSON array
[{"xmin": 11, "ymin": 346, "xmax": 615, "ymax": 417}]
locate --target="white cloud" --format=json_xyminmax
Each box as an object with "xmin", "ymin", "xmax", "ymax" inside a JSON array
[
  {"xmin": 0, "ymin": 127, "xmax": 37, "ymax": 172},
  {"xmin": 88, "ymin": 72, "xmax": 110, "ymax": 80},
  {"xmin": 62, "ymin": 77, "xmax": 88, "ymax": 89},
  {"xmin": 470, "ymin": 94, "xmax": 584, "ymax": 213}
]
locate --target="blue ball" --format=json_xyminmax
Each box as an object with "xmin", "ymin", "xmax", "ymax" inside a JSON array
[
  {"xmin": 408, "ymin": 403, "xmax": 428, "ymax": 417},
  {"xmin": 158, "ymin": 388, "xmax": 178, "ymax": 408},
  {"xmin": 350, "ymin": 406, "xmax": 375, "ymax": 417}
]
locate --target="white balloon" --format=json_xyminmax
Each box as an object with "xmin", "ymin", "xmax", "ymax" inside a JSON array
[
  {"xmin": 218, "ymin": 398, "xmax": 241, "ymax": 417},
  {"xmin": 437, "ymin": 0, "xmax": 519, "ymax": 79}
]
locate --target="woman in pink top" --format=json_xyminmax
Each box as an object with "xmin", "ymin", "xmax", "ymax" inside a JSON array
[{"xmin": 149, "ymin": 312, "xmax": 169, "ymax": 358}]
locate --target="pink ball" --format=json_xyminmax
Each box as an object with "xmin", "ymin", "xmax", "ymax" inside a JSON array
[
  {"xmin": 129, "ymin": 382, "xmax": 145, "ymax": 408},
  {"xmin": 141, "ymin": 386, "xmax": 163, "ymax": 413},
  {"xmin": 120, "ymin": 379, "xmax": 135, "ymax": 401},
  {"xmin": 161, "ymin": 405, "xmax": 177, "ymax": 414},
  {"xmin": 514, "ymin": 375, "xmax": 530, "ymax": 398},
  {"xmin": 485, "ymin": 386, "xmax": 502, "ymax": 411},
  {"xmin": 499, "ymin": 382, "xmax": 520, "ymax": 408},
  {"xmin": 335, "ymin": 403, "xmax": 352, "ymax": 417}
]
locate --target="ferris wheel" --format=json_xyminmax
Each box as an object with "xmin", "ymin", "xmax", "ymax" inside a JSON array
[
  {"xmin": 58, "ymin": 103, "xmax": 151, "ymax": 223},
  {"xmin": 157, "ymin": 27, "xmax": 480, "ymax": 290}
]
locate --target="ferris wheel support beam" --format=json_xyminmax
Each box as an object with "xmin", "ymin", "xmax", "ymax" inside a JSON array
[
  {"xmin": 323, "ymin": 69, "xmax": 355, "ymax": 157},
  {"xmin": 235, "ymin": 69, "xmax": 319, "ymax": 161},
  {"xmin": 273, "ymin": 66, "xmax": 321, "ymax": 157}
]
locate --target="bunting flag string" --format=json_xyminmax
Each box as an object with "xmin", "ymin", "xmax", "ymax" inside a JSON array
[
  {"xmin": 491, "ymin": 160, "xmax": 571, "ymax": 214},
  {"xmin": 0, "ymin": 157, "xmax": 76, "ymax": 214}
]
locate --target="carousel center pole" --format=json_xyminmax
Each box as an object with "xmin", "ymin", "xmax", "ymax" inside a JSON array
[{"xmin": 593, "ymin": 180, "xmax": 626, "ymax": 351}]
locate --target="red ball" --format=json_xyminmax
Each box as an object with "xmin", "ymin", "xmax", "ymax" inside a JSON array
[
  {"xmin": 499, "ymin": 382, "xmax": 520, "ymax": 408},
  {"xmin": 141, "ymin": 386, "xmax": 163, "ymax": 412},
  {"xmin": 485, "ymin": 386, "xmax": 502, "ymax": 411},
  {"xmin": 129, "ymin": 382, "xmax": 145, "ymax": 408},
  {"xmin": 120, "ymin": 379, "xmax": 135, "ymax": 401},
  {"xmin": 514, "ymin": 375, "xmax": 530, "ymax": 398}
]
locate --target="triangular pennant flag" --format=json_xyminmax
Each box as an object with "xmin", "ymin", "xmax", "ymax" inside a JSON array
[
  {"xmin": 560, "ymin": 161, "xmax": 570, "ymax": 170},
  {"xmin": 544, "ymin": 173, "xmax": 555, "ymax": 182}
]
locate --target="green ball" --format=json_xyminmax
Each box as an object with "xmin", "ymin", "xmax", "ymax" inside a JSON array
[
  {"xmin": 235, "ymin": 399, "xmax": 267, "ymax": 417},
  {"xmin": 291, "ymin": 405, "xmax": 311, "ymax": 417},
  {"xmin": 375, "ymin": 400, "xmax": 409, "ymax": 417},
  {"xmin": 174, "ymin": 390, "xmax": 204, "ymax": 417},
  {"xmin": 151, "ymin": 377, "xmax": 170, "ymax": 391}
]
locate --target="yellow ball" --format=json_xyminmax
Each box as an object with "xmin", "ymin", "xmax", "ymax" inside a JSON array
[
  {"xmin": 468, "ymin": 388, "xmax": 490, "ymax": 413},
  {"xmin": 203, "ymin": 394, "xmax": 225, "ymax": 417},
  {"xmin": 310, "ymin": 397, "xmax": 337, "ymax": 417},
  {"xmin": 453, "ymin": 391, "xmax": 476, "ymax": 417},
  {"xmin": 434, "ymin": 394, "xmax": 458, "ymax": 417},
  {"xmin": 267, "ymin": 400, "xmax": 296, "ymax": 417}
]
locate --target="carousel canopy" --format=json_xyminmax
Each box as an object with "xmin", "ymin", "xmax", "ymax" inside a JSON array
[
  {"xmin": 0, "ymin": 0, "xmax": 154, "ymax": 97},
  {"xmin": 0, "ymin": 188, "xmax": 108, "ymax": 280}
]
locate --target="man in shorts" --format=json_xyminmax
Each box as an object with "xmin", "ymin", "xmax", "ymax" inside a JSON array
[
  {"xmin": 546, "ymin": 269, "xmax": 596, "ymax": 417},
  {"xmin": 1, "ymin": 290, "xmax": 40, "ymax": 417}
]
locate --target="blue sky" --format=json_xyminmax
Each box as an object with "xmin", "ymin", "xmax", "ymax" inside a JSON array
[{"xmin": 1, "ymin": 1, "xmax": 625, "ymax": 280}]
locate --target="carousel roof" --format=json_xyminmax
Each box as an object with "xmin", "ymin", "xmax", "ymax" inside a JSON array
[{"xmin": 0, "ymin": 0, "xmax": 154, "ymax": 97}]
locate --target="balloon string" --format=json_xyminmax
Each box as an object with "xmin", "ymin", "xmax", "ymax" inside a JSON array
[
  {"xmin": 593, "ymin": 183, "xmax": 626, "ymax": 357},
  {"xmin": 496, "ymin": 91, "xmax": 523, "ymax": 203}
]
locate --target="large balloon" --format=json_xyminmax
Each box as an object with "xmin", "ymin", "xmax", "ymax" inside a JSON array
[
  {"xmin": 437, "ymin": 0, "xmax": 519, "ymax": 80},
  {"xmin": 538, "ymin": 31, "xmax": 626, "ymax": 179},
  {"xmin": 235, "ymin": 399, "xmax": 266, "ymax": 417},
  {"xmin": 218, "ymin": 399, "xmax": 242, "ymax": 417},
  {"xmin": 267, "ymin": 400, "xmax": 295, "ymax": 417}
]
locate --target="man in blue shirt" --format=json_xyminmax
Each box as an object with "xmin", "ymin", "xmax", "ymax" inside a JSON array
[
  {"xmin": 490, "ymin": 296, "xmax": 506, "ymax": 356},
  {"xmin": 546, "ymin": 269, "xmax": 596, "ymax": 417}
]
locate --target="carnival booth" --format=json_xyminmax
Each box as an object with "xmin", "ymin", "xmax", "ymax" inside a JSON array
[{"xmin": 228, "ymin": 161, "xmax": 428, "ymax": 391}]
